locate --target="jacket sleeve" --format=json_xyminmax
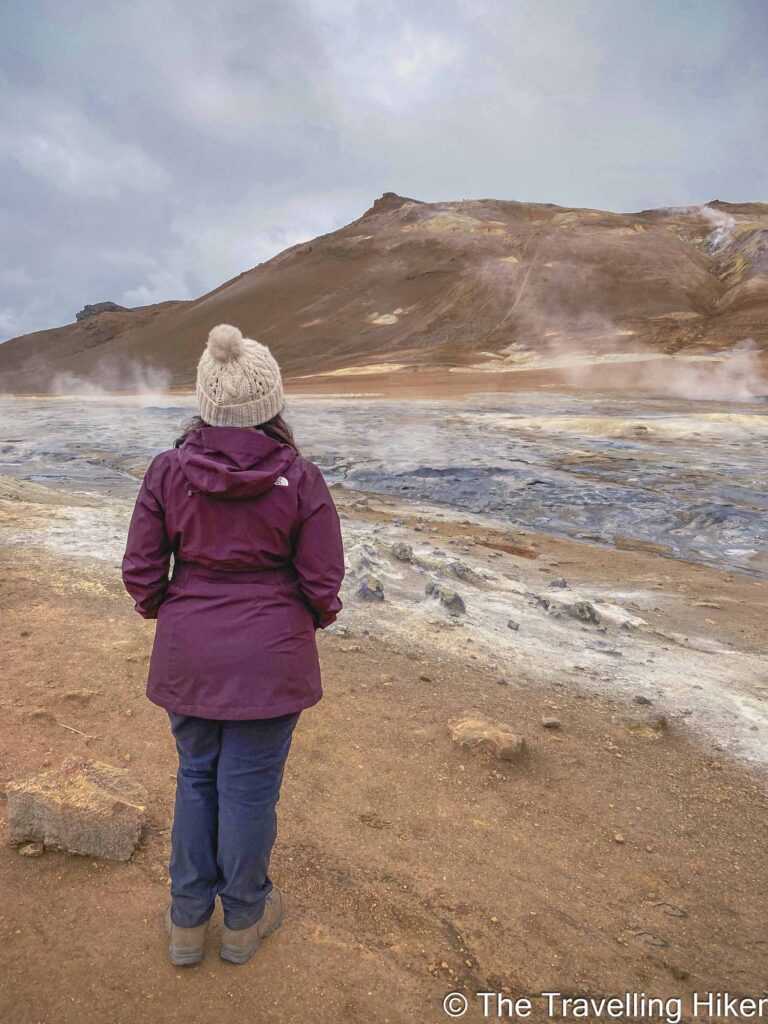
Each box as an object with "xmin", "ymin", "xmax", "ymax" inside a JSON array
[
  {"xmin": 121, "ymin": 455, "xmax": 173, "ymax": 619},
  {"xmin": 294, "ymin": 463, "xmax": 345, "ymax": 628}
]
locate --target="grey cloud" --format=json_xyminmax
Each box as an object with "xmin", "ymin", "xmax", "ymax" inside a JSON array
[{"xmin": 1, "ymin": 0, "xmax": 766, "ymax": 340}]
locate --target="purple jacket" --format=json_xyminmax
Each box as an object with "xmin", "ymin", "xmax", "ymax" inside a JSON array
[{"xmin": 121, "ymin": 426, "xmax": 345, "ymax": 720}]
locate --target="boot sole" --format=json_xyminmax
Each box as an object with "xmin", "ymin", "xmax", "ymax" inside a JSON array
[
  {"xmin": 219, "ymin": 916, "xmax": 283, "ymax": 965},
  {"xmin": 169, "ymin": 947, "xmax": 205, "ymax": 966}
]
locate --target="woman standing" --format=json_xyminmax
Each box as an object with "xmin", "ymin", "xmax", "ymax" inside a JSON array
[{"xmin": 122, "ymin": 324, "xmax": 345, "ymax": 966}]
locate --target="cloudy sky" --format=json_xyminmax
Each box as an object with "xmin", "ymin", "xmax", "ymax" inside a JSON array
[{"xmin": 1, "ymin": 0, "xmax": 765, "ymax": 340}]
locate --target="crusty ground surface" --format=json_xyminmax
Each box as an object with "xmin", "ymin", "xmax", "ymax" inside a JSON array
[{"xmin": 1, "ymin": 512, "xmax": 766, "ymax": 1023}]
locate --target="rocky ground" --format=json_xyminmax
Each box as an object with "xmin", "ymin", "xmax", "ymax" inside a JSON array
[{"xmin": 1, "ymin": 477, "xmax": 767, "ymax": 1023}]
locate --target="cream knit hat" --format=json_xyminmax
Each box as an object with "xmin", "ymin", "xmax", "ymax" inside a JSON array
[{"xmin": 196, "ymin": 324, "xmax": 285, "ymax": 427}]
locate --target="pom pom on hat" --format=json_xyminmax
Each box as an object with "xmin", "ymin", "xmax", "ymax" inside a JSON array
[{"xmin": 207, "ymin": 323, "xmax": 246, "ymax": 362}]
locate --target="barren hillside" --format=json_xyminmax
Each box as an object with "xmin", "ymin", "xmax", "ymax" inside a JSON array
[{"xmin": 1, "ymin": 193, "xmax": 767, "ymax": 393}]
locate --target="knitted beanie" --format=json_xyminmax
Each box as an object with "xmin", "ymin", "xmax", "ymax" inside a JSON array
[{"xmin": 196, "ymin": 324, "xmax": 285, "ymax": 427}]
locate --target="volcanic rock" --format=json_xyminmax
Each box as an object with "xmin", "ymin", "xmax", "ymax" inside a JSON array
[
  {"xmin": 426, "ymin": 582, "xmax": 466, "ymax": 615},
  {"xmin": 357, "ymin": 574, "xmax": 385, "ymax": 601},
  {"xmin": 391, "ymin": 542, "xmax": 413, "ymax": 562},
  {"xmin": 75, "ymin": 302, "xmax": 129, "ymax": 321},
  {"xmin": 547, "ymin": 577, "xmax": 569, "ymax": 589},
  {"xmin": 450, "ymin": 716, "xmax": 526, "ymax": 761},
  {"xmin": 6, "ymin": 756, "xmax": 147, "ymax": 861}
]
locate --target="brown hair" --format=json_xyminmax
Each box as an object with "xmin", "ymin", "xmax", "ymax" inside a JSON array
[{"xmin": 174, "ymin": 412, "xmax": 301, "ymax": 455}]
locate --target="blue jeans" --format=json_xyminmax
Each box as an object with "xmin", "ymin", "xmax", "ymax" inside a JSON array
[{"xmin": 167, "ymin": 711, "xmax": 300, "ymax": 930}]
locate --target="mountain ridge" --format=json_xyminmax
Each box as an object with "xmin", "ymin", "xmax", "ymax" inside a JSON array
[{"xmin": 1, "ymin": 193, "xmax": 766, "ymax": 393}]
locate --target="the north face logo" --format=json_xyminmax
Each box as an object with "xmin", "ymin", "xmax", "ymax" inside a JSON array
[{"xmin": 274, "ymin": 476, "xmax": 289, "ymax": 487}]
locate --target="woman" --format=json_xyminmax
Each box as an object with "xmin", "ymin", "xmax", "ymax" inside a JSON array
[{"xmin": 122, "ymin": 324, "xmax": 345, "ymax": 967}]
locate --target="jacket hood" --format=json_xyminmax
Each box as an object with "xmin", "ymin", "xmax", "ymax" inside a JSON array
[{"xmin": 178, "ymin": 426, "xmax": 297, "ymax": 500}]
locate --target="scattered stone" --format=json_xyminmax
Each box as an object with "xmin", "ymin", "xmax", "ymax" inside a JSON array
[
  {"xmin": 17, "ymin": 841, "xmax": 44, "ymax": 857},
  {"xmin": 391, "ymin": 542, "xmax": 413, "ymax": 562},
  {"xmin": 633, "ymin": 695, "xmax": 653, "ymax": 706},
  {"xmin": 62, "ymin": 688, "xmax": 99, "ymax": 704},
  {"xmin": 540, "ymin": 592, "xmax": 604, "ymax": 625},
  {"xmin": 448, "ymin": 560, "xmax": 481, "ymax": 583},
  {"xmin": 449, "ymin": 716, "xmax": 525, "ymax": 761},
  {"xmin": 495, "ymin": 678, "xmax": 509, "ymax": 687},
  {"xmin": 614, "ymin": 833, "xmax": 626, "ymax": 844},
  {"xmin": 612, "ymin": 711, "xmax": 668, "ymax": 735},
  {"xmin": 419, "ymin": 673, "xmax": 431, "ymax": 682},
  {"xmin": 571, "ymin": 600, "xmax": 601, "ymax": 624},
  {"xmin": 6, "ymin": 756, "xmax": 147, "ymax": 861},
  {"xmin": 547, "ymin": 577, "xmax": 568, "ymax": 589},
  {"xmin": 507, "ymin": 619, "xmax": 520, "ymax": 631},
  {"xmin": 587, "ymin": 640, "xmax": 622, "ymax": 656},
  {"xmin": 357, "ymin": 575, "xmax": 385, "ymax": 602},
  {"xmin": 541, "ymin": 717, "xmax": 561, "ymax": 729},
  {"xmin": 425, "ymin": 582, "xmax": 466, "ymax": 616},
  {"xmin": 655, "ymin": 901, "xmax": 688, "ymax": 918},
  {"xmin": 20, "ymin": 630, "xmax": 30, "ymax": 637}
]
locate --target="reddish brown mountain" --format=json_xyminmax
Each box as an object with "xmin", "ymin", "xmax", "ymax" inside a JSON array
[{"xmin": 1, "ymin": 193, "xmax": 766, "ymax": 392}]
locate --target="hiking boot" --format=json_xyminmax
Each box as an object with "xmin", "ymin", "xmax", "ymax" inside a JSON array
[
  {"xmin": 164, "ymin": 904, "xmax": 209, "ymax": 966},
  {"xmin": 219, "ymin": 887, "xmax": 284, "ymax": 964}
]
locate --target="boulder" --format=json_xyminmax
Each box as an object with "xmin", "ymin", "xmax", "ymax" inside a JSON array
[
  {"xmin": 448, "ymin": 560, "xmax": 481, "ymax": 583},
  {"xmin": 6, "ymin": 756, "xmax": 147, "ymax": 861},
  {"xmin": 391, "ymin": 542, "xmax": 413, "ymax": 562},
  {"xmin": 571, "ymin": 600, "xmax": 601, "ymax": 624},
  {"xmin": 357, "ymin": 574, "xmax": 385, "ymax": 601},
  {"xmin": 450, "ymin": 716, "xmax": 525, "ymax": 761},
  {"xmin": 537, "ymin": 593, "xmax": 601, "ymax": 624},
  {"xmin": 547, "ymin": 577, "xmax": 568, "ymax": 589},
  {"xmin": 426, "ymin": 581, "xmax": 466, "ymax": 616}
]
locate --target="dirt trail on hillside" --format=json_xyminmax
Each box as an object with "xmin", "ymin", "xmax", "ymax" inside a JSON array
[{"xmin": 1, "ymin": 493, "xmax": 767, "ymax": 1023}]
